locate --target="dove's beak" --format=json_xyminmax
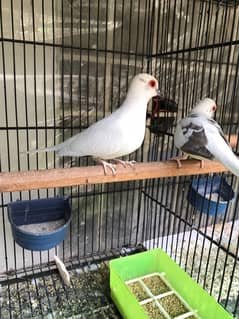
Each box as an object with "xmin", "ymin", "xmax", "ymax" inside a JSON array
[{"xmin": 156, "ymin": 89, "xmax": 161, "ymax": 96}]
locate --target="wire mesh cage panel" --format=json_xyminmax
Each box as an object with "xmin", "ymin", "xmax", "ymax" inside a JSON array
[{"xmin": 0, "ymin": 0, "xmax": 239, "ymax": 318}]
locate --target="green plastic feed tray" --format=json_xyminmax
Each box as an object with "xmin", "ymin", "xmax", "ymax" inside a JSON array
[{"xmin": 110, "ymin": 249, "xmax": 233, "ymax": 319}]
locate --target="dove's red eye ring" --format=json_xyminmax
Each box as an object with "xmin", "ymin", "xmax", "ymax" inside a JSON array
[
  {"xmin": 212, "ymin": 105, "xmax": 216, "ymax": 112},
  {"xmin": 149, "ymin": 80, "xmax": 156, "ymax": 88}
]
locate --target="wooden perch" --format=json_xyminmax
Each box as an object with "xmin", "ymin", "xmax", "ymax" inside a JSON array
[
  {"xmin": 0, "ymin": 135, "xmax": 237, "ymax": 193},
  {"xmin": 0, "ymin": 160, "xmax": 230, "ymax": 192}
]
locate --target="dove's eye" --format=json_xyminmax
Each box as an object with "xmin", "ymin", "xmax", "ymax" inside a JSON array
[
  {"xmin": 149, "ymin": 80, "xmax": 156, "ymax": 88},
  {"xmin": 212, "ymin": 105, "xmax": 216, "ymax": 112}
]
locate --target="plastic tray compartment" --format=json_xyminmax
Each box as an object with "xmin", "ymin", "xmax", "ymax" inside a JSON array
[
  {"xmin": 8, "ymin": 197, "xmax": 72, "ymax": 251},
  {"xmin": 187, "ymin": 175, "xmax": 234, "ymax": 215},
  {"xmin": 110, "ymin": 249, "xmax": 233, "ymax": 319}
]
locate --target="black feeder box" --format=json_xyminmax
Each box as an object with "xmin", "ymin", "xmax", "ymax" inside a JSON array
[{"xmin": 148, "ymin": 96, "xmax": 178, "ymax": 135}]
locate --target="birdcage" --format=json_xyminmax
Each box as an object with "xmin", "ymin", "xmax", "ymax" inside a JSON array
[{"xmin": 0, "ymin": 0, "xmax": 239, "ymax": 318}]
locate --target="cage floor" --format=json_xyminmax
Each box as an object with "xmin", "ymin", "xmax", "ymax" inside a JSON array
[{"xmin": 0, "ymin": 255, "xmax": 121, "ymax": 319}]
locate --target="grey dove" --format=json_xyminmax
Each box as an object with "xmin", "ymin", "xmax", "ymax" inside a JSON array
[
  {"xmin": 28, "ymin": 73, "xmax": 160, "ymax": 174},
  {"xmin": 174, "ymin": 98, "xmax": 239, "ymax": 177}
]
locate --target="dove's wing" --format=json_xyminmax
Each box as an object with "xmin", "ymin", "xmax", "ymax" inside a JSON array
[
  {"xmin": 56, "ymin": 110, "xmax": 144, "ymax": 159},
  {"xmin": 175, "ymin": 115, "xmax": 215, "ymax": 160},
  {"xmin": 56, "ymin": 116, "xmax": 124, "ymax": 159},
  {"xmin": 174, "ymin": 114, "xmax": 239, "ymax": 176}
]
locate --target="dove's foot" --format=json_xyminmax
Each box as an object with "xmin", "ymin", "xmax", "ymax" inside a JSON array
[
  {"xmin": 96, "ymin": 159, "xmax": 116, "ymax": 175},
  {"xmin": 172, "ymin": 154, "xmax": 205, "ymax": 169},
  {"xmin": 171, "ymin": 154, "xmax": 188, "ymax": 168},
  {"xmin": 112, "ymin": 159, "xmax": 136, "ymax": 169},
  {"xmin": 199, "ymin": 159, "xmax": 205, "ymax": 168}
]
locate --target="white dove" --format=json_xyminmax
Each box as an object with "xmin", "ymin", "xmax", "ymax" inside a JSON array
[
  {"xmin": 174, "ymin": 98, "xmax": 239, "ymax": 177},
  {"xmin": 28, "ymin": 73, "xmax": 160, "ymax": 174}
]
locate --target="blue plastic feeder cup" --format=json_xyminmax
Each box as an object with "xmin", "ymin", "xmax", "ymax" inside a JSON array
[
  {"xmin": 187, "ymin": 176, "xmax": 234, "ymax": 215},
  {"xmin": 8, "ymin": 197, "xmax": 72, "ymax": 251}
]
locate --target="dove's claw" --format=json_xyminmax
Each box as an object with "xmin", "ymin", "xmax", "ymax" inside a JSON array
[
  {"xmin": 127, "ymin": 160, "xmax": 136, "ymax": 169},
  {"xmin": 96, "ymin": 159, "xmax": 116, "ymax": 175},
  {"xmin": 175, "ymin": 158, "xmax": 183, "ymax": 168},
  {"xmin": 171, "ymin": 154, "xmax": 188, "ymax": 168},
  {"xmin": 172, "ymin": 154, "xmax": 205, "ymax": 169},
  {"xmin": 112, "ymin": 159, "xmax": 136, "ymax": 169},
  {"xmin": 200, "ymin": 159, "xmax": 205, "ymax": 168}
]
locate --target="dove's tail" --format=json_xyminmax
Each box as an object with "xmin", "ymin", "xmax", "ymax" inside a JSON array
[
  {"xmin": 24, "ymin": 145, "xmax": 60, "ymax": 155},
  {"xmin": 219, "ymin": 152, "xmax": 239, "ymax": 177},
  {"xmin": 213, "ymin": 143, "xmax": 239, "ymax": 177}
]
